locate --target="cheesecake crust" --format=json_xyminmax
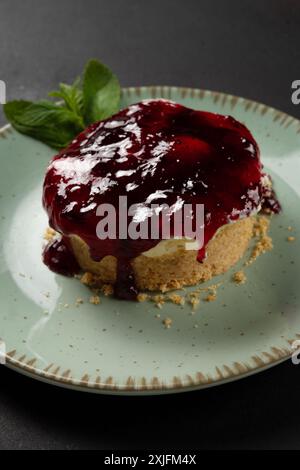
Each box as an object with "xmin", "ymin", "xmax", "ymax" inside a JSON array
[{"xmin": 69, "ymin": 216, "xmax": 255, "ymax": 292}]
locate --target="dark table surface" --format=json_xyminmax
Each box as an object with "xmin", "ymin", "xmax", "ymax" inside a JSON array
[{"xmin": 0, "ymin": 0, "xmax": 300, "ymax": 450}]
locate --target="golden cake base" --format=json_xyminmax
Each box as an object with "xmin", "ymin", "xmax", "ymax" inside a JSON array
[{"xmin": 70, "ymin": 217, "xmax": 255, "ymax": 292}]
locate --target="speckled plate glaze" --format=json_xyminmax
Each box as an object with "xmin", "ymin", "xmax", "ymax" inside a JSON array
[{"xmin": 1, "ymin": 87, "xmax": 300, "ymax": 395}]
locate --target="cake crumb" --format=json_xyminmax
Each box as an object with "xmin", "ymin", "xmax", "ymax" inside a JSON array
[
  {"xmin": 151, "ymin": 295, "xmax": 165, "ymax": 307},
  {"xmin": 287, "ymin": 236, "xmax": 296, "ymax": 242},
  {"xmin": 246, "ymin": 216, "xmax": 273, "ymax": 266},
  {"xmin": 205, "ymin": 292, "xmax": 217, "ymax": 302},
  {"xmin": 137, "ymin": 293, "xmax": 149, "ymax": 302},
  {"xmin": 44, "ymin": 227, "xmax": 56, "ymax": 241},
  {"xmin": 162, "ymin": 317, "xmax": 172, "ymax": 328},
  {"xmin": 233, "ymin": 270, "xmax": 247, "ymax": 285},
  {"xmin": 160, "ymin": 284, "xmax": 169, "ymax": 293},
  {"xmin": 76, "ymin": 297, "xmax": 84, "ymax": 305},
  {"xmin": 187, "ymin": 291, "xmax": 200, "ymax": 310},
  {"xmin": 167, "ymin": 293, "xmax": 185, "ymax": 306},
  {"xmin": 189, "ymin": 297, "xmax": 200, "ymax": 310},
  {"xmin": 254, "ymin": 216, "xmax": 269, "ymax": 237},
  {"xmin": 197, "ymin": 282, "xmax": 221, "ymax": 294},
  {"xmin": 101, "ymin": 284, "xmax": 114, "ymax": 296},
  {"xmin": 287, "ymin": 226, "xmax": 293, "ymax": 231},
  {"xmin": 80, "ymin": 272, "xmax": 94, "ymax": 286},
  {"xmin": 248, "ymin": 235, "xmax": 273, "ymax": 264},
  {"xmin": 89, "ymin": 295, "xmax": 101, "ymax": 305}
]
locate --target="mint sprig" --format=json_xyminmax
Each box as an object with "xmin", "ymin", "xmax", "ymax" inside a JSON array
[
  {"xmin": 4, "ymin": 100, "xmax": 85, "ymax": 149},
  {"xmin": 83, "ymin": 59, "xmax": 121, "ymax": 124},
  {"xmin": 49, "ymin": 77, "xmax": 84, "ymax": 126},
  {"xmin": 3, "ymin": 59, "xmax": 121, "ymax": 150}
]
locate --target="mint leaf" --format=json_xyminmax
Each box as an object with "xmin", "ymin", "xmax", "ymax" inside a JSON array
[
  {"xmin": 3, "ymin": 59, "xmax": 121, "ymax": 149},
  {"xmin": 83, "ymin": 59, "xmax": 121, "ymax": 124},
  {"xmin": 4, "ymin": 100, "xmax": 85, "ymax": 149},
  {"xmin": 49, "ymin": 78, "xmax": 84, "ymax": 126}
]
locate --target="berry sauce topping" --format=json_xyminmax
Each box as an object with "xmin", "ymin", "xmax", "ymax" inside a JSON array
[
  {"xmin": 43, "ymin": 99, "xmax": 280, "ymax": 299},
  {"xmin": 42, "ymin": 237, "xmax": 80, "ymax": 277}
]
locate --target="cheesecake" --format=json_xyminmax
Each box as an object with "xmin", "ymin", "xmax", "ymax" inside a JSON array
[{"xmin": 42, "ymin": 99, "xmax": 280, "ymax": 299}]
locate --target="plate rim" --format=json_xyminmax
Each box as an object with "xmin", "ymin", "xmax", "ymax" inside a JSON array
[{"xmin": 1, "ymin": 85, "xmax": 299, "ymax": 395}]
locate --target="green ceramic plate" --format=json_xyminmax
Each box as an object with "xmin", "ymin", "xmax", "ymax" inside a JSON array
[{"xmin": 0, "ymin": 87, "xmax": 300, "ymax": 395}]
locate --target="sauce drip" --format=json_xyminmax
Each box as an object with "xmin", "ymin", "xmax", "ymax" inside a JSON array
[
  {"xmin": 42, "ymin": 99, "xmax": 280, "ymax": 299},
  {"xmin": 43, "ymin": 237, "xmax": 80, "ymax": 277}
]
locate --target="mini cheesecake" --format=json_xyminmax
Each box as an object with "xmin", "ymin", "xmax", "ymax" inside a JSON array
[{"xmin": 42, "ymin": 99, "xmax": 280, "ymax": 299}]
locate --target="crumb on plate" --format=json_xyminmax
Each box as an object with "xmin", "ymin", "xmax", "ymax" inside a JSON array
[
  {"xmin": 162, "ymin": 317, "xmax": 172, "ymax": 328},
  {"xmin": 233, "ymin": 270, "xmax": 247, "ymax": 284},
  {"xmin": 89, "ymin": 295, "xmax": 101, "ymax": 305}
]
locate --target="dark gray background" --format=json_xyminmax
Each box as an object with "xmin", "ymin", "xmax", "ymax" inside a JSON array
[{"xmin": 0, "ymin": 0, "xmax": 300, "ymax": 450}]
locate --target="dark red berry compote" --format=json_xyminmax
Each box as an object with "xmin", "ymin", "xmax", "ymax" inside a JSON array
[{"xmin": 42, "ymin": 99, "xmax": 280, "ymax": 299}]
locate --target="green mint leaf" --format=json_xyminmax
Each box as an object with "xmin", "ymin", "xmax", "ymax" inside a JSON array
[
  {"xmin": 83, "ymin": 59, "xmax": 121, "ymax": 124},
  {"xmin": 3, "ymin": 59, "xmax": 121, "ymax": 149},
  {"xmin": 49, "ymin": 78, "xmax": 84, "ymax": 125},
  {"xmin": 4, "ymin": 100, "xmax": 85, "ymax": 149}
]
